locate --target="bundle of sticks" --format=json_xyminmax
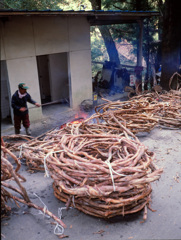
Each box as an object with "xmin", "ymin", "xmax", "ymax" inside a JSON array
[
  {"xmin": 18, "ymin": 113, "xmax": 142, "ymax": 170},
  {"xmin": 1, "ymin": 137, "xmax": 28, "ymax": 215},
  {"xmin": 1, "ymin": 138, "xmax": 66, "ymax": 228},
  {"xmin": 95, "ymin": 91, "xmax": 181, "ymax": 130},
  {"xmin": 1, "ymin": 134, "xmax": 34, "ymax": 152},
  {"xmin": 45, "ymin": 131, "xmax": 162, "ymax": 219},
  {"xmin": 1, "ymin": 131, "xmax": 59, "ymax": 171},
  {"xmin": 8, "ymin": 119, "xmax": 163, "ymax": 220}
]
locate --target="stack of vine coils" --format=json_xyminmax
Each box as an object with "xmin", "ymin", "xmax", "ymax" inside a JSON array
[
  {"xmin": 130, "ymin": 90, "xmax": 181, "ymax": 128},
  {"xmin": 45, "ymin": 125, "xmax": 163, "ymax": 219},
  {"xmin": 95, "ymin": 90, "xmax": 181, "ymax": 130},
  {"xmin": 95, "ymin": 97, "xmax": 158, "ymax": 133},
  {"xmin": 15, "ymin": 113, "xmax": 163, "ymax": 219}
]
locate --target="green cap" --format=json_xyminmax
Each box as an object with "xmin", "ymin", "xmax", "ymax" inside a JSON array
[{"xmin": 18, "ymin": 83, "xmax": 29, "ymax": 89}]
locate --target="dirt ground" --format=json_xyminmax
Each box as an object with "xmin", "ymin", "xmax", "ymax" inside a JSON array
[{"xmin": 1, "ymin": 105, "xmax": 181, "ymax": 240}]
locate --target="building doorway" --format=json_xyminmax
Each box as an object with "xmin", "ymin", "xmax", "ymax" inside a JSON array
[
  {"xmin": 37, "ymin": 55, "xmax": 51, "ymax": 104},
  {"xmin": 1, "ymin": 60, "xmax": 12, "ymax": 125},
  {"xmin": 37, "ymin": 52, "xmax": 70, "ymax": 106}
]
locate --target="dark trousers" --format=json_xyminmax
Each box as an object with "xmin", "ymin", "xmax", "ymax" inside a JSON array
[{"xmin": 14, "ymin": 114, "xmax": 30, "ymax": 129}]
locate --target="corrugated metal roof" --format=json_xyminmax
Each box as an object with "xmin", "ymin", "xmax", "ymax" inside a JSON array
[
  {"xmin": 0, "ymin": 9, "xmax": 159, "ymax": 14},
  {"xmin": 0, "ymin": 9, "xmax": 160, "ymax": 25}
]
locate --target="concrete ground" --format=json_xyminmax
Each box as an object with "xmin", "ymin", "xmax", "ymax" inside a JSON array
[{"xmin": 1, "ymin": 95, "xmax": 181, "ymax": 240}]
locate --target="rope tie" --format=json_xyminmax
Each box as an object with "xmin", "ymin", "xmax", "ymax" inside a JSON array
[
  {"xmin": 54, "ymin": 206, "xmax": 73, "ymax": 235},
  {"xmin": 44, "ymin": 150, "xmax": 63, "ymax": 177},
  {"xmin": 18, "ymin": 143, "xmax": 27, "ymax": 159},
  {"xmin": 105, "ymin": 159, "xmax": 126, "ymax": 192},
  {"xmin": 33, "ymin": 193, "xmax": 67, "ymax": 236},
  {"xmin": 33, "ymin": 193, "xmax": 50, "ymax": 218},
  {"xmin": 72, "ymin": 196, "xmax": 76, "ymax": 208},
  {"xmin": 54, "ymin": 207, "xmax": 67, "ymax": 235}
]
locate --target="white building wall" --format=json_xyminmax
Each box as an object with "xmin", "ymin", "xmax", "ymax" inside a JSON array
[
  {"xmin": 69, "ymin": 50, "xmax": 92, "ymax": 108},
  {"xmin": 3, "ymin": 16, "xmax": 35, "ymax": 59},
  {"xmin": 68, "ymin": 16, "xmax": 92, "ymax": 108},
  {"xmin": 33, "ymin": 16, "xmax": 69, "ymax": 56},
  {"xmin": 68, "ymin": 16, "xmax": 91, "ymax": 51},
  {"xmin": 1, "ymin": 14, "xmax": 93, "ymax": 121},
  {"xmin": 6, "ymin": 57, "xmax": 42, "ymax": 122}
]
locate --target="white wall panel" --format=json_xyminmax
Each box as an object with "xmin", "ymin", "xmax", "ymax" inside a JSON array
[
  {"xmin": 6, "ymin": 57, "xmax": 42, "ymax": 121},
  {"xmin": 33, "ymin": 16, "xmax": 69, "ymax": 55},
  {"xmin": 69, "ymin": 50, "xmax": 92, "ymax": 108},
  {"xmin": 3, "ymin": 16, "xmax": 35, "ymax": 59},
  {"xmin": 68, "ymin": 16, "xmax": 91, "ymax": 52}
]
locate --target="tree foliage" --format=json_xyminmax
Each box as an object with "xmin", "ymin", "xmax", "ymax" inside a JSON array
[{"xmin": 1, "ymin": 0, "xmax": 60, "ymax": 10}]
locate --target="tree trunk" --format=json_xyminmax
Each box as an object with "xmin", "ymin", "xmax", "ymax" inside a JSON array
[
  {"xmin": 160, "ymin": 0, "xmax": 181, "ymax": 90},
  {"xmin": 98, "ymin": 25, "xmax": 120, "ymax": 65},
  {"xmin": 89, "ymin": 0, "xmax": 120, "ymax": 66},
  {"xmin": 89, "ymin": 0, "xmax": 101, "ymax": 10}
]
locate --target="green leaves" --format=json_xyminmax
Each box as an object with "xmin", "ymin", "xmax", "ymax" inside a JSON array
[{"xmin": 3, "ymin": 0, "xmax": 61, "ymax": 10}]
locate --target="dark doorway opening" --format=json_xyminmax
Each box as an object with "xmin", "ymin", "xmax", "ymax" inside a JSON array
[
  {"xmin": 1, "ymin": 60, "xmax": 12, "ymax": 125},
  {"xmin": 37, "ymin": 55, "xmax": 51, "ymax": 104}
]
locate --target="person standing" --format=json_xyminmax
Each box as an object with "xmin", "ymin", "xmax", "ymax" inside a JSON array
[{"xmin": 11, "ymin": 83, "xmax": 41, "ymax": 135}]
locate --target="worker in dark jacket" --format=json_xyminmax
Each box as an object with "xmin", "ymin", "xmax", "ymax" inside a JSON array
[{"xmin": 11, "ymin": 83, "xmax": 41, "ymax": 135}]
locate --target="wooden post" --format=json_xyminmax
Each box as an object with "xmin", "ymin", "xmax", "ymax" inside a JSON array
[
  {"xmin": 137, "ymin": 19, "xmax": 143, "ymax": 67},
  {"xmin": 136, "ymin": 20, "xmax": 144, "ymax": 91}
]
